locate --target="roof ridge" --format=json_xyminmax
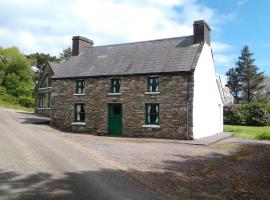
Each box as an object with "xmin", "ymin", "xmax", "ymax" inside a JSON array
[{"xmin": 90, "ymin": 35, "xmax": 193, "ymax": 49}]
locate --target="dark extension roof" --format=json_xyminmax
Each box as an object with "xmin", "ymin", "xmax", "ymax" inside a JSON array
[{"xmin": 52, "ymin": 36, "xmax": 202, "ymax": 79}]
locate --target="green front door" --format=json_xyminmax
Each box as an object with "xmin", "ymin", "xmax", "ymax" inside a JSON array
[{"xmin": 108, "ymin": 103, "xmax": 122, "ymax": 135}]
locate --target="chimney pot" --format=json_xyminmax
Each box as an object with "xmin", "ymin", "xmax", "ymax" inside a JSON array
[{"xmin": 72, "ymin": 36, "xmax": 94, "ymax": 56}]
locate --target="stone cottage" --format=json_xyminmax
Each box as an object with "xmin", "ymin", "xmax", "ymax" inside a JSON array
[{"xmin": 35, "ymin": 20, "xmax": 224, "ymax": 139}]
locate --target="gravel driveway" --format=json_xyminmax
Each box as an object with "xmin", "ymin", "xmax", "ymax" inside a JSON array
[{"xmin": 1, "ymin": 108, "xmax": 270, "ymax": 200}]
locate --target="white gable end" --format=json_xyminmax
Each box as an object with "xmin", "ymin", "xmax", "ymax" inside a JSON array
[{"xmin": 192, "ymin": 43, "xmax": 223, "ymax": 139}]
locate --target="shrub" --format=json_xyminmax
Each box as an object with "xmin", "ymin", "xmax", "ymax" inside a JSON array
[
  {"xmin": 224, "ymin": 101, "xmax": 270, "ymax": 126},
  {"xmin": 1, "ymin": 93, "xmax": 18, "ymax": 104},
  {"xmin": 224, "ymin": 104, "xmax": 246, "ymax": 125},
  {"xmin": 244, "ymin": 102, "xmax": 270, "ymax": 126},
  {"xmin": 18, "ymin": 96, "xmax": 35, "ymax": 108},
  {"xmin": 0, "ymin": 86, "xmax": 6, "ymax": 95}
]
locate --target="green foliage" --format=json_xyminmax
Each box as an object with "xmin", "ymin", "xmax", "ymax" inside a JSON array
[
  {"xmin": 1, "ymin": 93, "xmax": 18, "ymax": 104},
  {"xmin": 224, "ymin": 101, "xmax": 270, "ymax": 126},
  {"xmin": 26, "ymin": 52, "xmax": 58, "ymax": 73},
  {"xmin": 0, "ymin": 47, "xmax": 34, "ymax": 99},
  {"xmin": 59, "ymin": 47, "xmax": 72, "ymax": 61},
  {"xmin": 18, "ymin": 96, "xmax": 35, "ymax": 108},
  {"xmin": 0, "ymin": 86, "xmax": 6, "ymax": 95},
  {"xmin": 245, "ymin": 101, "xmax": 270, "ymax": 126},
  {"xmin": 226, "ymin": 45, "xmax": 265, "ymax": 103}
]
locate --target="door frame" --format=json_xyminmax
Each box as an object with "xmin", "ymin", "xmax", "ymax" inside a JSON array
[{"xmin": 107, "ymin": 103, "xmax": 123, "ymax": 135}]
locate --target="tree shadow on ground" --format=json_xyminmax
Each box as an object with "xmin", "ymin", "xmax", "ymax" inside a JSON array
[
  {"xmin": 130, "ymin": 143, "xmax": 270, "ymax": 200},
  {"xmin": 0, "ymin": 169, "xmax": 162, "ymax": 200}
]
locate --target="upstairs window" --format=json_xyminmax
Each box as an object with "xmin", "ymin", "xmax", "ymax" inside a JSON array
[
  {"xmin": 38, "ymin": 93, "xmax": 45, "ymax": 108},
  {"xmin": 111, "ymin": 79, "xmax": 121, "ymax": 93},
  {"xmin": 145, "ymin": 104, "xmax": 159, "ymax": 125},
  {"xmin": 74, "ymin": 103, "xmax": 85, "ymax": 122},
  {"xmin": 148, "ymin": 77, "xmax": 159, "ymax": 92},
  {"xmin": 76, "ymin": 80, "xmax": 85, "ymax": 94},
  {"xmin": 41, "ymin": 75, "xmax": 51, "ymax": 88}
]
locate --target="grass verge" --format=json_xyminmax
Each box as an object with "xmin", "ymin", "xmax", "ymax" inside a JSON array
[
  {"xmin": 224, "ymin": 125, "xmax": 270, "ymax": 140},
  {"xmin": 0, "ymin": 98, "xmax": 34, "ymax": 112}
]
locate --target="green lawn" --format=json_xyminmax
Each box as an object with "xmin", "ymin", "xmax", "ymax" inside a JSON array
[
  {"xmin": 224, "ymin": 125, "xmax": 270, "ymax": 140},
  {"xmin": 0, "ymin": 98, "xmax": 34, "ymax": 112}
]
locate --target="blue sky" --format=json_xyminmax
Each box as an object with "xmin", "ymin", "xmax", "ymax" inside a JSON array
[{"xmin": 0, "ymin": 0, "xmax": 269, "ymax": 82}]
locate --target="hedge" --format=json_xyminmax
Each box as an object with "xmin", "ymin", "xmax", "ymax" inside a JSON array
[{"xmin": 224, "ymin": 102, "xmax": 270, "ymax": 126}]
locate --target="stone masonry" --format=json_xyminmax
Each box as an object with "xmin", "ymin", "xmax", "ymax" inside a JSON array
[{"xmin": 51, "ymin": 73, "xmax": 194, "ymax": 139}]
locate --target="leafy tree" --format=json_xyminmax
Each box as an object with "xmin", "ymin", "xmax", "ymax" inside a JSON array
[
  {"xmin": 26, "ymin": 53, "xmax": 58, "ymax": 73},
  {"xmin": 226, "ymin": 68, "xmax": 242, "ymax": 103},
  {"xmin": 0, "ymin": 47, "xmax": 34, "ymax": 97},
  {"xmin": 59, "ymin": 47, "xmax": 72, "ymax": 61},
  {"xmin": 226, "ymin": 45, "xmax": 265, "ymax": 103}
]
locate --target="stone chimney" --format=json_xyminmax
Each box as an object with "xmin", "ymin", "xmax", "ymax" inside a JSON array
[
  {"xmin": 193, "ymin": 20, "xmax": 211, "ymax": 46},
  {"xmin": 72, "ymin": 36, "xmax": 94, "ymax": 56}
]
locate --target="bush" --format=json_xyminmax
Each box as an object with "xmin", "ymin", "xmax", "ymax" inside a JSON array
[
  {"xmin": 0, "ymin": 93, "xmax": 18, "ymax": 104},
  {"xmin": 18, "ymin": 96, "xmax": 35, "ymax": 108},
  {"xmin": 224, "ymin": 104, "xmax": 246, "ymax": 125},
  {"xmin": 244, "ymin": 102, "xmax": 270, "ymax": 126},
  {"xmin": 0, "ymin": 86, "xmax": 6, "ymax": 95},
  {"xmin": 224, "ymin": 101, "xmax": 270, "ymax": 126}
]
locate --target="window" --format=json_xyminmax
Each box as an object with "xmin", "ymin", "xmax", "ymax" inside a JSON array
[
  {"xmin": 145, "ymin": 104, "xmax": 159, "ymax": 125},
  {"xmin": 148, "ymin": 77, "xmax": 159, "ymax": 92},
  {"xmin": 48, "ymin": 92, "xmax": 51, "ymax": 108},
  {"xmin": 41, "ymin": 75, "xmax": 51, "ymax": 88},
  {"xmin": 74, "ymin": 103, "xmax": 85, "ymax": 122},
  {"xmin": 76, "ymin": 80, "xmax": 85, "ymax": 94},
  {"xmin": 38, "ymin": 93, "xmax": 45, "ymax": 108},
  {"xmin": 111, "ymin": 79, "xmax": 121, "ymax": 93}
]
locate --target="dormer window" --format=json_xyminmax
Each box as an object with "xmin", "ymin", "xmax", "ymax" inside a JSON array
[
  {"xmin": 76, "ymin": 80, "xmax": 85, "ymax": 94},
  {"xmin": 148, "ymin": 76, "xmax": 159, "ymax": 92},
  {"xmin": 111, "ymin": 79, "xmax": 120, "ymax": 93}
]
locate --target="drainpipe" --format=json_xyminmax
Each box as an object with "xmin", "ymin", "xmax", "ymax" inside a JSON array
[{"xmin": 186, "ymin": 72, "xmax": 191, "ymax": 140}]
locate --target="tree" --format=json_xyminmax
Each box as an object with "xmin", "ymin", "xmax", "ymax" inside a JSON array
[
  {"xmin": 26, "ymin": 53, "xmax": 58, "ymax": 73},
  {"xmin": 59, "ymin": 47, "xmax": 72, "ymax": 61},
  {"xmin": 0, "ymin": 47, "xmax": 34, "ymax": 97},
  {"xmin": 226, "ymin": 68, "xmax": 242, "ymax": 103},
  {"xmin": 226, "ymin": 45, "xmax": 265, "ymax": 103}
]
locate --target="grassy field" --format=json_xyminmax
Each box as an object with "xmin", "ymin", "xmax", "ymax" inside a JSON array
[
  {"xmin": 0, "ymin": 98, "xmax": 34, "ymax": 112},
  {"xmin": 224, "ymin": 125, "xmax": 270, "ymax": 140}
]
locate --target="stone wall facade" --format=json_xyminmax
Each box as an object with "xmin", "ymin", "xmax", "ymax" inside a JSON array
[{"xmin": 50, "ymin": 73, "xmax": 194, "ymax": 139}]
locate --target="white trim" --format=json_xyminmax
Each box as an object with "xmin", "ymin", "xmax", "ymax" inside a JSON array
[
  {"xmin": 107, "ymin": 93, "xmax": 122, "ymax": 96},
  {"xmin": 71, "ymin": 122, "xmax": 86, "ymax": 126},
  {"xmin": 142, "ymin": 125, "xmax": 160, "ymax": 128},
  {"xmin": 37, "ymin": 107, "xmax": 45, "ymax": 110},
  {"xmin": 145, "ymin": 92, "xmax": 160, "ymax": 95},
  {"xmin": 73, "ymin": 93, "xmax": 86, "ymax": 96},
  {"xmin": 38, "ymin": 87, "xmax": 52, "ymax": 90},
  {"xmin": 47, "ymin": 108, "xmax": 52, "ymax": 110}
]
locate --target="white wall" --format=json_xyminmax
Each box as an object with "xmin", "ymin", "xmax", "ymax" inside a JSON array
[{"xmin": 192, "ymin": 43, "xmax": 223, "ymax": 139}]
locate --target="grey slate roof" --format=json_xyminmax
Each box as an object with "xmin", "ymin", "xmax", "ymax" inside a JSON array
[{"xmin": 52, "ymin": 36, "xmax": 201, "ymax": 79}]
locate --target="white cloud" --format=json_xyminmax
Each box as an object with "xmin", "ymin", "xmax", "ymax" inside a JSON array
[
  {"xmin": 0, "ymin": 0, "xmax": 234, "ymax": 58},
  {"xmin": 212, "ymin": 41, "xmax": 233, "ymax": 53}
]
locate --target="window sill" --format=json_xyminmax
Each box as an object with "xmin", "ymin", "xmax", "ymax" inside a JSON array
[
  {"xmin": 73, "ymin": 93, "xmax": 86, "ymax": 96},
  {"xmin": 142, "ymin": 125, "xmax": 160, "ymax": 128},
  {"xmin": 71, "ymin": 122, "xmax": 86, "ymax": 126},
  {"xmin": 107, "ymin": 93, "xmax": 122, "ymax": 96},
  {"xmin": 145, "ymin": 92, "xmax": 160, "ymax": 95},
  {"xmin": 38, "ymin": 87, "xmax": 52, "ymax": 90}
]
